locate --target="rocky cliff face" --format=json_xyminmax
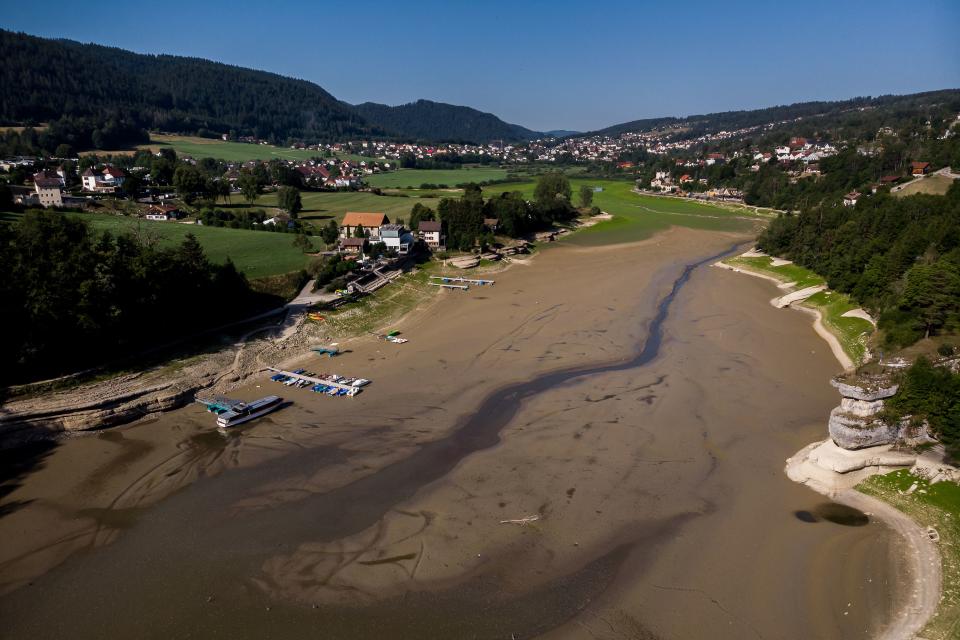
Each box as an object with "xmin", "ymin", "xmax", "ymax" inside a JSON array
[
  {"xmin": 828, "ymin": 376, "xmax": 903, "ymax": 449},
  {"xmin": 0, "ymin": 377, "xmax": 210, "ymax": 444}
]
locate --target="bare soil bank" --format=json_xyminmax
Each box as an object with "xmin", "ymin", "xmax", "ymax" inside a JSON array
[{"xmin": 0, "ymin": 228, "xmax": 904, "ymax": 639}]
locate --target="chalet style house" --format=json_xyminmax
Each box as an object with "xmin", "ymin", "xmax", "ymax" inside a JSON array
[
  {"xmin": 418, "ymin": 220, "xmax": 443, "ymax": 250},
  {"xmin": 81, "ymin": 166, "xmax": 126, "ymax": 192},
  {"xmin": 340, "ymin": 212, "xmax": 389, "ymax": 240}
]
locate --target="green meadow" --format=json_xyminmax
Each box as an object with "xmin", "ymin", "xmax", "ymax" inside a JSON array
[
  {"xmin": 2, "ymin": 177, "xmax": 757, "ymax": 282},
  {"xmin": 141, "ymin": 134, "xmax": 369, "ymax": 163},
  {"xmin": 366, "ymin": 167, "xmax": 508, "ymax": 188},
  {"xmin": 240, "ymin": 190, "xmax": 441, "ymax": 225},
  {"xmin": 483, "ymin": 179, "xmax": 756, "ymax": 245},
  {"xmin": 73, "ymin": 213, "xmax": 311, "ymax": 279}
]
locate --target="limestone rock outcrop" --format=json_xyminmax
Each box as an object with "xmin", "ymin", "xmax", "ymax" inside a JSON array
[{"xmin": 828, "ymin": 375, "xmax": 902, "ymax": 449}]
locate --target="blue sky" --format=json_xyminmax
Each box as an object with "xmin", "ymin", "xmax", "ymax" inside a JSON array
[{"xmin": 4, "ymin": 0, "xmax": 959, "ymax": 131}]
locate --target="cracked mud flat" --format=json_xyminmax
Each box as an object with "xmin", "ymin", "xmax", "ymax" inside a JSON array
[{"xmin": 0, "ymin": 227, "xmax": 905, "ymax": 639}]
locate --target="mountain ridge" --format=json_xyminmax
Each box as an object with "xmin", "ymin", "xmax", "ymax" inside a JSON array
[{"xmin": 354, "ymin": 99, "xmax": 541, "ymax": 143}]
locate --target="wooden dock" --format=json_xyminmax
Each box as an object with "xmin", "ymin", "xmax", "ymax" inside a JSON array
[
  {"xmin": 266, "ymin": 367, "xmax": 361, "ymax": 392},
  {"xmin": 430, "ymin": 275, "xmax": 494, "ymax": 286}
]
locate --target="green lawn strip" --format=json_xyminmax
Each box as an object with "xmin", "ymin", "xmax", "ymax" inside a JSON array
[
  {"xmin": 72, "ymin": 213, "xmax": 310, "ymax": 279},
  {"xmin": 858, "ymin": 470, "xmax": 960, "ymax": 640},
  {"xmin": 800, "ymin": 290, "xmax": 873, "ymax": 364},
  {"xmin": 723, "ymin": 256, "xmax": 872, "ymax": 364},
  {"xmin": 725, "ymin": 256, "xmax": 826, "ymax": 288},
  {"xmin": 316, "ymin": 259, "xmax": 508, "ymax": 339},
  {"xmin": 482, "ymin": 178, "xmax": 752, "ymax": 245},
  {"xmin": 0, "ymin": 210, "xmax": 25, "ymax": 223}
]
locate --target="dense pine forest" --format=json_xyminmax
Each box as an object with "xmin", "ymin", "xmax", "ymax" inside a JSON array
[
  {"xmin": 0, "ymin": 30, "xmax": 541, "ymax": 153},
  {"xmin": 355, "ymin": 100, "xmax": 539, "ymax": 143},
  {"xmin": 759, "ymin": 184, "xmax": 960, "ymax": 347},
  {"xmin": 594, "ymin": 90, "xmax": 960, "ymax": 140},
  {"xmin": 0, "ymin": 211, "xmax": 275, "ymax": 384},
  {"xmin": 0, "ymin": 30, "xmax": 372, "ymax": 150}
]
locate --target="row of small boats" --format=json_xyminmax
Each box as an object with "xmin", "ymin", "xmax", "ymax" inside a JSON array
[{"xmin": 269, "ymin": 369, "xmax": 370, "ymax": 398}]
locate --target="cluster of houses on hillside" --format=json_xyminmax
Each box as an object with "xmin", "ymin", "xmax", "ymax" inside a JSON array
[
  {"xmin": 218, "ymin": 158, "xmax": 370, "ymax": 189},
  {"xmin": 842, "ymin": 161, "xmax": 935, "ymax": 206},
  {"xmin": 11, "ymin": 164, "xmax": 129, "ymax": 208}
]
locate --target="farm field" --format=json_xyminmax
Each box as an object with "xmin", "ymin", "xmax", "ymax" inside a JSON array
[
  {"xmin": 893, "ymin": 173, "xmax": 956, "ymax": 197},
  {"xmin": 483, "ymin": 179, "xmax": 756, "ymax": 245},
  {"xmin": 366, "ymin": 167, "xmax": 508, "ymax": 188},
  {"xmin": 73, "ymin": 213, "xmax": 310, "ymax": 279},
  {"xmin": 128, "ymin": 134, "xmax": 371, "ymax": 162},
  {"xmin": 241, "ymin": 190, "xmax": 441, "ymax": 226}
]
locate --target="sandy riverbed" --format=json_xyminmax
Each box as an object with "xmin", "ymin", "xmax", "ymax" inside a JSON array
[{"xmin": 0, "ymin": 227, "xmax": 906, "ymax": 639}]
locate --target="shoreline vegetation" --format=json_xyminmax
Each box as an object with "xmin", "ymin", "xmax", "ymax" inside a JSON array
[
  {"xmin": 858, "ymin": 470, "xmax": 960, "ymax": 639},
  {"xmin": 722, "ymin": 250, "xmax": 959, "ymax": 638},
  {"xmin": 717, "ymin": 251, "xmax": 873, "ymax": 368}
]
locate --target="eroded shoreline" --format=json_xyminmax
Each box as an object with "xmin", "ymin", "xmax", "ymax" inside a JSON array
[{"xmin": 718, "ymin": 254, "xmax": 943, "ymax": 638}]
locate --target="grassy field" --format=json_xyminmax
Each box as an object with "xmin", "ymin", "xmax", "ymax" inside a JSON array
[
  {"xmin": 143, "ymin": 134, "xmax": 373, "ymax": 162},
  {"xmin": 317, "ymin": 265, "xmax": 438, "ymax": 337},
  {"xmin": 858, "ymin": 470, "xmax": 960, "ymax": 640},
  {"xmin": 893, "ymin": 174, "xmax": 957, "ymax": 198},
  {"xmin": 238, "ymin": 190, "xmax": 442, "ymax": 226},
  {"xmin": 366, "ymin": 168, "xmax": 509, "ymax": 189},
  {"xmin": 724, "ymin": 255, "xmax": 873, "ymax": 364},
  {"xmin": 79, "ymin": 133, "xmax": 371, "ymax": 162},
  {"xmin": 316, "ymin": 260, "xmax": 507, "ymax": 337},
  {"xmin": 72, "ymin": 213, "xmax": 310, "ymax": 279},
  {"xmin": 484, "ymin": 179, "xmax": 758, "ymax": 245},
  {"xmin": 802, "ymin": 290, "xmax": 874, "ymax": 364},
  {"xmin": 727, "ymin": 256, "xmax": 825, "ymax": 288},
  {"xmin": 0, "ymin": 124, "xmax": 48, "ymax": 133}
]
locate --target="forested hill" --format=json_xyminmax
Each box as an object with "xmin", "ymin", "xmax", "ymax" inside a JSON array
[
  {"xmin": 591, "ymin": 91, "xmax": 960, "ymax": 139},
  {"xmin": 0, "ymin": 30, "xmax": 374, "ymax": 146},
  {"xmin": 0, "ymin": 30, "xmax": 541, "ymax": 150},
  {"xmin": 355, "ymin": 99, "xmax": 541, "ymax": 143}
]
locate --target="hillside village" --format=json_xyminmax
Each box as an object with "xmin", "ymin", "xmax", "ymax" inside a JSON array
[{"xmin": 6, "ymin": 101, "xmax": 958, "ymax": 227}]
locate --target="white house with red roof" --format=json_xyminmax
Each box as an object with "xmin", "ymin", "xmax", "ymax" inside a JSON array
[{"xmin": 82, "ymin": 166, "xmax": 126, "ymax": 192}]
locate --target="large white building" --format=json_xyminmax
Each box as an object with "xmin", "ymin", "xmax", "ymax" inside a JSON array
[
  {"xmin": 418, "ymin": 220, "xmax": 443, "ymax": 250},
  {"xmin": 32, "ymin": 172, "xmax": 64, "ymax": 207},
  {"xmin": 379, "ymin": 224, "xmax": 414, "ymax": 255}
]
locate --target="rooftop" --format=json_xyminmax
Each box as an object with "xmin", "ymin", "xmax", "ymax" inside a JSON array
[{"xmin": 342, "ymin": 211, "xmax": 388, "ymax": 228}]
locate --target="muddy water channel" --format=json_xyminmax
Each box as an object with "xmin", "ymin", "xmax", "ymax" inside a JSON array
[{"xmin": 0, "ymin": 235, "xmax": 904, "ymax": 639}]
